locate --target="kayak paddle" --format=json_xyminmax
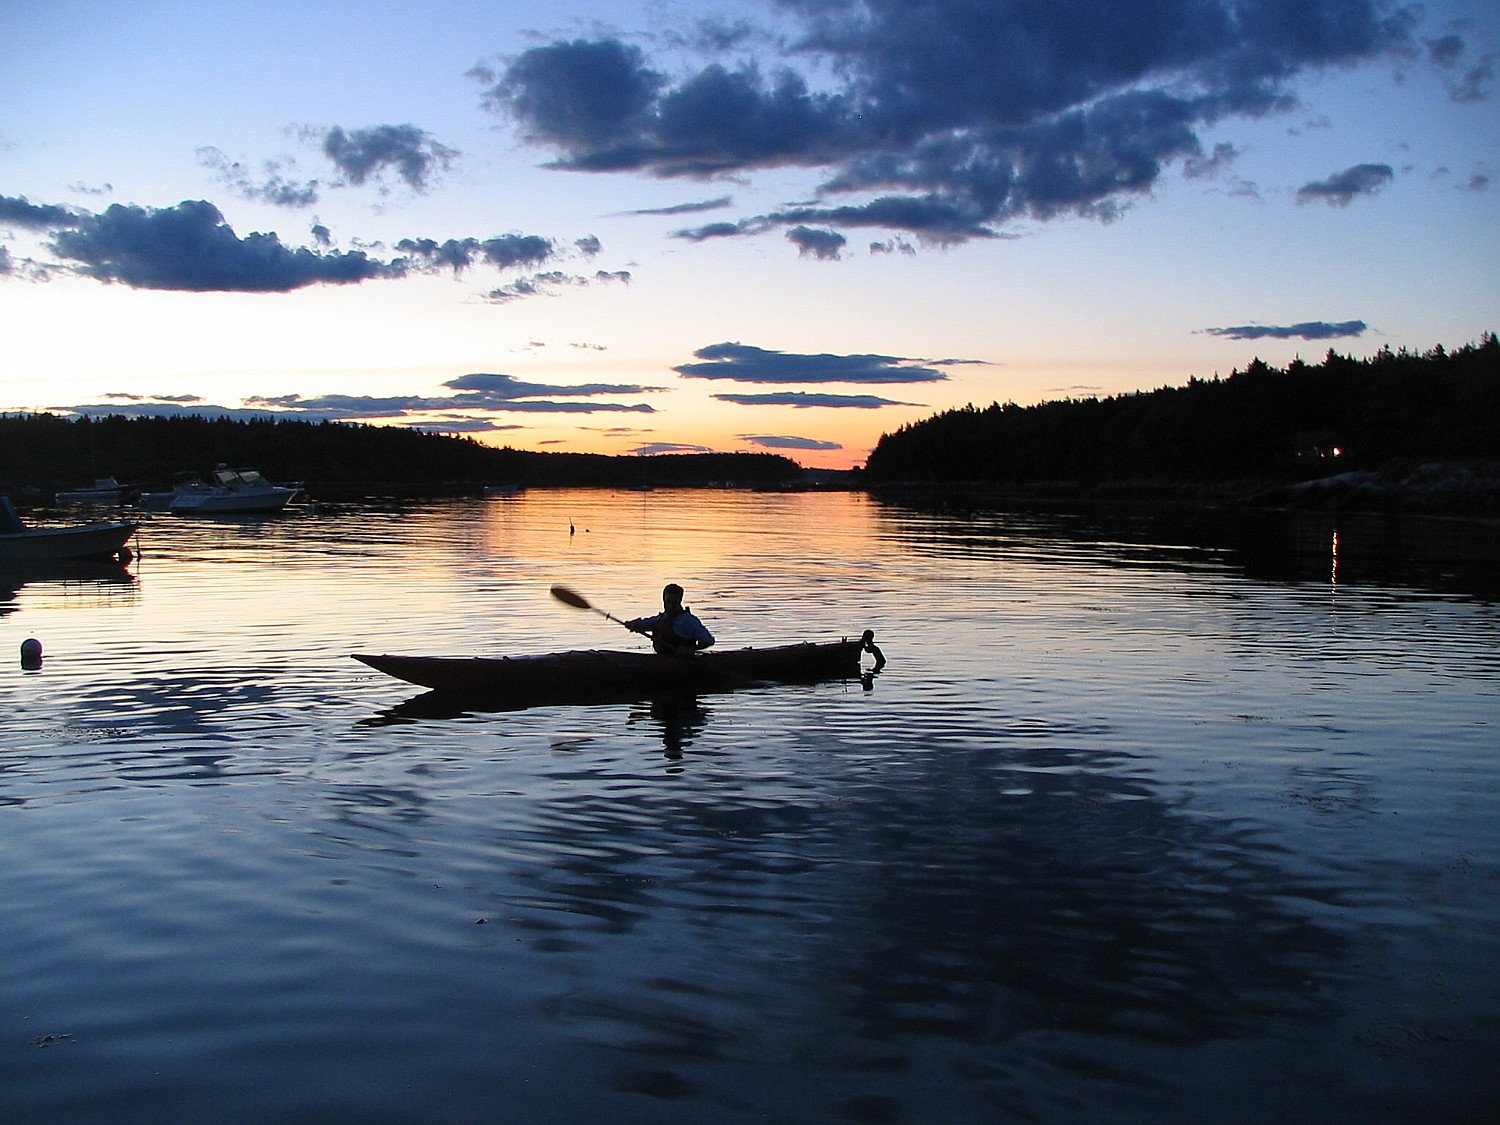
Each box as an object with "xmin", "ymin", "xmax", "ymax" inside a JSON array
[{"xmin": 550, "ymin": 584, "xmax": 633, "ymax": 631}]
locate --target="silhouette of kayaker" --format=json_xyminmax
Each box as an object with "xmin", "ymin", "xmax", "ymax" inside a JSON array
[{"xmin": 626, "ymin": 583, "xmax": 715, "ymax": 656}]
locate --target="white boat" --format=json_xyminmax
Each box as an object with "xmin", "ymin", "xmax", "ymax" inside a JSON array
[
  {"xmin": 55, "ymin": 477, "xmax": 135, "ymax": 504},
  {"xmin": 0, "ymin": 496, "xmax": 137, "ymax": 562},
  {"xmin": 144, "ymin": 466, "xmax": 301, "ymax": 514}
]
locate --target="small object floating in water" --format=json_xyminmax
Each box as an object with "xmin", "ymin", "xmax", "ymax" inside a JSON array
[{"xmin": 20, "ymin": 637, "xmax": 42, "ymax": 669}]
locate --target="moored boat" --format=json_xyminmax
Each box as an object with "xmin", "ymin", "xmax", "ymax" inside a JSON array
[
  {"xmin": 55, "ymin": 477, "xmax": 137, "ymax": 504},
  {"xmin": 142, "ymin": 466, "xmax": 301, "ymax": 513},
  {"xmin": 354, "ymin": 632, "xmax": 885, "ymax": 699},
  {"xmin": 0, "ymin": 496, "xmax": 137, "ymax": 562}
]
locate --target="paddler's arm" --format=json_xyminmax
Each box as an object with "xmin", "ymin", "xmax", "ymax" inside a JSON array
[{"xmin": 679, "ymin": 614, "xmax": 715, "ymax": 650}]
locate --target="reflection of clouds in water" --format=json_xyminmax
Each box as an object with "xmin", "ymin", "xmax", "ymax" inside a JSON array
[
  {"xmin": 476, "ymin": 737, "xmax": 1354, "ymax": 1109},
  {"xmin": 2, "ymin": 668, "xmax": 336, "ymax": 805}
]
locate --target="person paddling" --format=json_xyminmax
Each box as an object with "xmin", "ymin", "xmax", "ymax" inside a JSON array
[{"xmin": 626, "ymin": 583, "xmax": 715, "ymax": 656}]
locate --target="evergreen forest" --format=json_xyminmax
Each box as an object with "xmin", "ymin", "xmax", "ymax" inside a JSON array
[
  {"xmin": 0, "ymin": 412, "xmax": 803, "ymax": 495},
  {"xmin": 863, "ymin": 336, "xmax": 1499, "ymax": 489}
]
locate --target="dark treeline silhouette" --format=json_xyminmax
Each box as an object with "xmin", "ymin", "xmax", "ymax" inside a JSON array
[
  {"xmin": 864, "ymin": 336, "xmax": 1499, "ymax": 488},
  {"xmin": 0, "ymin": 413, "xmax": 804, "ymax": 494}
]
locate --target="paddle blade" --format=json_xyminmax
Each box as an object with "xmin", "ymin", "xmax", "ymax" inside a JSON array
[{"xmin": 550, "ymin": 584, "xmax": 593, "ymax": 610}]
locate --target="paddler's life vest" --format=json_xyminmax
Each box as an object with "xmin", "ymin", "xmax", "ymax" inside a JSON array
[{"xmin": 651, "ymin": 606, "xmax": 695, "ymax": 656}]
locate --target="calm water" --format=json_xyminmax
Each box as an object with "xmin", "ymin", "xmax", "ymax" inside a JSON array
[{"xmin": 2, "ymin": 490, "xmax": 1497, "ymax": 1124}]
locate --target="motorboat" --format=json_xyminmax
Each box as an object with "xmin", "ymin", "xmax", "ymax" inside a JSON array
[
  {"xmin": 55, "ymin": 477, "xmax": 136, "ymax": 504},
  {"xmin": 0, "ymin": 496, "xmax": 137, "ymax": 562},
  {"xmin": 142, "ymin": 466, "xmax": 301, "ymax": 513}
]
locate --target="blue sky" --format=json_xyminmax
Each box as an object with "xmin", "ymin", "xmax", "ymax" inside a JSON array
[{"xmin": 3, "ymin": 0, "xmax": 1496, "ymax": 469}]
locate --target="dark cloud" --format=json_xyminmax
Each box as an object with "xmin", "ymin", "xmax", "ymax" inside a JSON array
[
  {"xmin": 245, "ymin": 372, "xmax": 660, "ymax": 420},
  {"xmin": 1295, "ymin": 163, "xmax": 1394, "ymax": 205},
  {"xmin": 483, "ymin": 39, "xmax": 665, "ymax": 153},
  {"xmin": 481, "ymin": 270, "xmax": 577, "ymax": 303},
  {"xmin": 481, "ymin": 1, "xmax": 1434, "ymax": 245},
  {"xmin": 0, "ymin": 246, "xmax": 12, "ymax": 274},
  {"xmin": 1182, "ymin": 141, "xmax": 1243, "ymax": 179},
  {"xmin": 768, "ymin": 194, "xmax": 998, "ymax": 243},
  {"xmin": 478, "ymin": 267, "xmax": 629, "ymax": 303},
  {"xmin": 1203, "ymin": 319, "xmax": 1369, "ymax": 340},
  {"xmin": 632, "ymin": 441, "xmax": 715, "ymax": 455},
  {"xmin": 317, "ymin": 124, "xmax": 458, "ymax": 192},
  {"xmin": 443, "ymin": 373, "xmax": 663, "ymax": 400},
  {"xmin": 673, "ymin": 342, "xmax": 950, "ymax": 384},
  {"xmin": 49, "ymin": 374, "xmax": 661, "ymax": 425},
  {"xmin": 741, "ymin": 434, "xmax": 843, "ymax": 451},
  {"xmin": 198, "ymin": 147, "xmax": 320, "ymax": 207},
  {"xmin": 1426, "ymin": 32, "xmax": 1496, "ymax": 102},
  {"xmin": 624, "ymin": 195, "xmax": 734, "ymax": 216},
  {"xmin": 714, "ymin": 391, "xmax": 919, "ymax": 408},
  {"xmin": 415, "ymin": 418, "xmax": 526, "ymax": 433},
  {"xmin": 103, "ymin": 392, "xmax": 203, "ymax": 403},
  {"xmin": 671, "ymin": 218, "xmax": 771, "ymax": 241},
  {"xmin": 1, "ymin": 194, "xmax": 85, "ymax": 229},
  {"xmin": 6, "ymin": 193, "xmax": 602, "ymax": 295},
  {"xmin": 50, "ymin": 200, "xmax": 404, "ymax": 291},
  {"xmin": 396, "ymin": 233, "xmax": 556, "ymax": 272},
  {"xmin": 200, "ymin": 124, "xmax": 457, "ymax": 207},
  {"xmin": 786, "ymin": 225, "xmax": 846, "ymax": 259}
]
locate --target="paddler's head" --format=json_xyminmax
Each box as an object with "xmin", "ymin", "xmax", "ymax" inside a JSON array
[{"xmin": 662, "ymin": 583, "xmax": 685, "ymax": 610}]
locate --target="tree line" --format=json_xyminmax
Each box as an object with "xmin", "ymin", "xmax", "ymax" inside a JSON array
[
  {"xmin": 862, "ymin": 335, "xmax": 1499, "ymax": 486},
  {"xmin": 0, "ymin": 413, "xmax": 804, "ymax": 494}
]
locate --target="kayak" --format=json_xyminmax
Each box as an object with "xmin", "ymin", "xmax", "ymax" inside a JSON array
[{"xmin": 353, "ymin": 632, "xmax": 884, "ymax": 699}]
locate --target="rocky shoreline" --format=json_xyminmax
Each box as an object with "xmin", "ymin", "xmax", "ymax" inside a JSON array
[
  {"xmin": 1241, "ymin": 461, "xmax": 1500, "ymax": 519},
  {"xmin": 868, "ymin": 461, "xmax": 1500, "ymax": 519}
]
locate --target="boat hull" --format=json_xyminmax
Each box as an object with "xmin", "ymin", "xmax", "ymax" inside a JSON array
[
  {"xmin": 354, "ymin": 637, "xmax": 876, "ymax": 699},
  {"xmin": 169, "ymin": 488, "xmax": 298, "ymax": 513},
  {"xmin": 56, "ymin": 478, "xmax": 134, "ymax": 504},
  {"xmin": 0, "ymin": 521, "xmax": 137, "ymax": 562}
]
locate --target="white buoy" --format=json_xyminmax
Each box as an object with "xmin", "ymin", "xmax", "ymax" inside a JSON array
[{"xmin": 20, "ymin": 637, "xmax": 42, "ymax": 669}]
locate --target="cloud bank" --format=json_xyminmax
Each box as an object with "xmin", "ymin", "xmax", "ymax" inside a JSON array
[
  {"xmin": 1, "ymin": 194, "xmax": 594, "ymax": 294},
  {"xmin": 53, "ymin": 372, "xmax": 661, "ymax": 426},
  {"xmin": 673, "ymin": 342, "xmax": 952, "ymax": 384},
  {"xmin": 249, "ymin": 372, "xmax": 660, "ymax": 418},
  {"xmin": 1203, "ymin": 320, "xmax": 1370, "ymax": 340},
  {"xmin": 740, "ymin": 434, "xmax": 844, "ymax": 451},
  {"xmin": 477, "ymin": 0, "xmax": 1470, "ymax": 247},
  {"xmin": 713, "ymin": 391, "xmax": 920, "ymax": 408}
]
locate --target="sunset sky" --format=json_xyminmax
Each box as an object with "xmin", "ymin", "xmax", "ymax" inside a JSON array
[{"xmin": 4, "ymin": 0, "xmax": 1497, "ymax": 469}]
